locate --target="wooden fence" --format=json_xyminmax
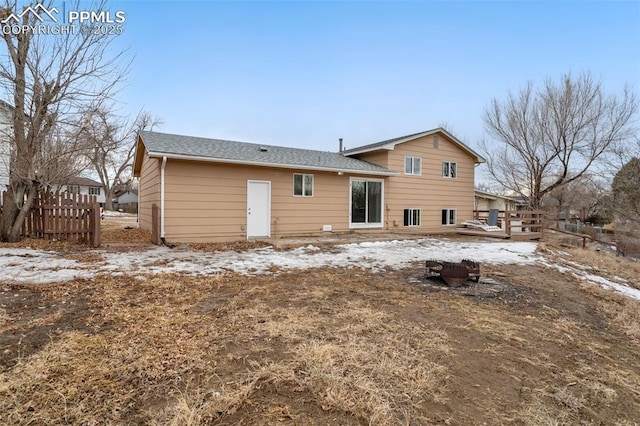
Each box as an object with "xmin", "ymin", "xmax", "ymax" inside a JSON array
[{"xmin": 1, "ymin": 191, "xmax": 101, "ymax": 247}]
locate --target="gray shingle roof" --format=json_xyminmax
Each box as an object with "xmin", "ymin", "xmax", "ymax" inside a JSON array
[
  {"xmin": 67, "ymin": 176, "xmax": 101, "ymax": 187},
  {"xmin": 341, "ymin": 130, "xmax": 428, "ymax": 155},
  {"xmin": 138, "ymin": 131, "xmax": 396, "ymax": 175},
  {"xmin": 341, "ymin": 128, "xmax": 485, "ymax": 163}
]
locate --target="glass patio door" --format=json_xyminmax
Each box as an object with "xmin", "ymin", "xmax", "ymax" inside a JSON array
[{"xmin": 350, "ymin": 178, "xmax": 383, "ymax": 228}]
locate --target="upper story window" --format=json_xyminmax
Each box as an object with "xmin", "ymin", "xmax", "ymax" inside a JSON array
[
  {"xmin": 67, "ymin": 185, "xmax": 80, "ymax": 194},
  {"xmin": 89, "ymin": 187, "xmax": 101, "ymax": 196},
  {"xmin": 293, "ymin": 173, "xmax": 313, "ymax": 197},
  {"xmin": 404, "ymin": 156, "xmax": 422, "ymax": 175},
  {"xmin": 442, "ymin": 161, "xmax": 457, "ymax": 178}
]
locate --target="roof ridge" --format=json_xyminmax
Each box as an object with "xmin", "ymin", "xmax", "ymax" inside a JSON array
[
  {"xmin": 136, "ymin": 131, "xmax": 398, "ymax": 176},
  {"xmin": 139, "ymin": 130, "xmax": 341, "ymax": 156},
  {"xmin": 341, "ymin": 129, "xmax": 437, "ymax": 154}
]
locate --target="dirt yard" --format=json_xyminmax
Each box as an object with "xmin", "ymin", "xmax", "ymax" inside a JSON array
[{"xmin": 1, "ymin": 228, "xmax": 639, "ymax": 425}]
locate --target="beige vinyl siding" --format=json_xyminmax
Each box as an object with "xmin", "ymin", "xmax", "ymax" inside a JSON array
[
  {"xmin": 138, "ymin": 151, "xmax": 160, "ymax": 231},
  {"xmin": 162, "ymin": 160, "xmax": 354, "ymax": 242},
  {"xmin": 355, "ymin": 150, "xmax": 389, "ymax": 169},
  {"xmin": 383, "ymin": 134, "xmax": 476, "ymax": 232}
]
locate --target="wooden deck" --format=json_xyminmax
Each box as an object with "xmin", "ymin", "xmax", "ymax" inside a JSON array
[
  {"xmin": 457, "ymin": 210, "xmax": 544, "ymax": 241},
  {"xmin": 455, "ymin": 228, "xmax": 542, "ymax": 240}
]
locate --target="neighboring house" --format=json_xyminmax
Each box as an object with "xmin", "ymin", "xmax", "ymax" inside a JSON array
[
  {"xmin": 474, "ymin": 190, "xmax": 519, "ymax": 212},
  {"xmin": 113, "ymin": 189, "xmax": 138, "ymax": 213},
  {"xmin": 59, "ymin": 177, "xmax": 106, "ymax": 206},
  {"xmin": 0, "ymin": 101, "xmax": 13, "ymax": 204},
  {"xmin": 133, "ymin": 128, "xmax": 485, "ymax": 243}
]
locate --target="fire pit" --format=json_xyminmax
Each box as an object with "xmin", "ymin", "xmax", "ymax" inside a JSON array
[{"xmin": 425, "ymin": 259, "xmax": 480, "ymax": 287}]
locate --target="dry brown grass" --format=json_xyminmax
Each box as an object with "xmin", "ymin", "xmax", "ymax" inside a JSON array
[
  {"xmin": 562, "ymin": 246, "xmax": 640, "ymax": 288},
  {"xmin": 539, "ymin": 238, "xmax": 640, "ymax": 339},
  {"xmin": 0, "ymin": 271, "xmax": 451, "ymax": 425},
  {"xmin": 188, "ymin": 240, "xmax": 272, "ymax": 252},
  {"xmin": 0, "ymin": 237, "xmax": 87, "ymax": 251},
  {"xmin": 154, "ymin": 298, "xmax": 451, "ymax": 425},
  {"xmin": 2, "ymin": 255, "xmax": 640, "ymax": 425},
  {"xmin": 101, "ymin": 223, "xmax": 152, "ymax": 244}
]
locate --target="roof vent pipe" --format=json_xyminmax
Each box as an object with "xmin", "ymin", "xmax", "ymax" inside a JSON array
[{"xmin": 339, "ymin": 138, "xmax": 343, "ymax": 152}]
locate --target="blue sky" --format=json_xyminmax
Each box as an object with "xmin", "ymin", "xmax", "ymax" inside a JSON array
[{"xmin": 107, "ymin": 0, "xmax": 639, "ymax": 154}]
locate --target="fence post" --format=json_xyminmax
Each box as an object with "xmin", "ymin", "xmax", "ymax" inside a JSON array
[{"xmin": 90, "ymin": 202, "xmax": 101, "ymax": 248}]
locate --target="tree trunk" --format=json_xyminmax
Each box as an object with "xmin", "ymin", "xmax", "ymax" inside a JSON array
[
  {"xmin": 0, "ymin": 190, "xmax": 19, "ymax": 242},
  {"xmin": 105, "ymin": 190, "xmax": 114, "ymax": 211},
  {"xmin": 0, "ymin": 184, "xmax": 36, "ymax": 242}
]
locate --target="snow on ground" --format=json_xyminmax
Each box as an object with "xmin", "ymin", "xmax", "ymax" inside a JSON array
[
  {"xmin": 0, "ymin": 238, "xmax": 638, "ymax": 300},
  {"xmin": 542, "ymin": 259, "xmax": 640, "ymax": 300},
  {"xmin": 0, "ymin": 238, "xmax": 538, "ymax": 285}
]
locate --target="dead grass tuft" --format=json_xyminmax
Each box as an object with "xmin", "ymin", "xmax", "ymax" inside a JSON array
[
  {"xmin": 188, "ymin": 240, "xmax": 272, "ymax": 252},
  {"xmin": 157, "ymin": 297, "xmax": 450, "ymax": 425},
  {"xmin": 101, "ymin": 225, "xmax": 152, "ymax": 244},
  {"xmin": 0, "ymin": 237, "xmax": 88, "ymax": 251}
]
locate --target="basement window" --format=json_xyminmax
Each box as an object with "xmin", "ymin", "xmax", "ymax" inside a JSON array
[
  {"xmin": 403, "ymin": 208, "xmax": 421, "ymax": 227},
  {"xmin": 441, "ymin": 208, "xmax": 456, "ymax": 226}
]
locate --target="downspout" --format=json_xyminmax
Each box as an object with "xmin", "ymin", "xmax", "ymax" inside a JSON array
[
  {"xmin": 136, "ymin": 182, "xmax": 140, "ymax": 227},
  {"xmin": 160, "ymin": 156, "xmax": 174, "ymax": 248}
]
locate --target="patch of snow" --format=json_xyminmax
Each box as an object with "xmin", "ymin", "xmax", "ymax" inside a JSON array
[
  {"xmin": 0, "ymin": 239, "xmax": 539, "ymax": 284},
  {"xmin": 573, "ymin": 272, "xmax": 640, "ymax": 300},
  {"xmin": 542, "ymin": 260, "xmax": 640, "ymax": 301},
  {"xmin": 102, "ymin": 210, "xmax": 130, "ymax": 217},
  {"xmin": 2, "ymin": 237, "xmax": 637, "ymax": 301}
]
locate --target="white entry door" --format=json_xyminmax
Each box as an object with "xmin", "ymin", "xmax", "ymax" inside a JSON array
[{"xmin": 247, "ymin": 180, "xmax": 271, "ymax": 238}]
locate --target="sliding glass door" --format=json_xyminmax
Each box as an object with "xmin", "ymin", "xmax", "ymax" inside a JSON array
[{"xmin": 350, "ymin": 178, "xmax": 383, "ymax": 228}]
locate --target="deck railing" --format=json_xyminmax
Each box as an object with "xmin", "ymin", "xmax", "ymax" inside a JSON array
[{"xmin": 474, "ymin": 210, "xmax": 544, "ymax": 238}]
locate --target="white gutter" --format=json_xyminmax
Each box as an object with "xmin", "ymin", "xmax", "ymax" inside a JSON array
[
  {"xmin": 146, "ymin": 151, "xmax": 399, "ymax": 177},
  {"xmin": 160, "ymin": 156, "xmax": 167, "ymax": 239}
]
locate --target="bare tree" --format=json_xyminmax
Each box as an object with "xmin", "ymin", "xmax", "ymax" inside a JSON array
[
  {"xmin": 0, "ymin": 0, "xmax": 128, "ymax": 242},
  {"xmin": 546, "ymin": 175, "xmax": 609, "ymax": 222},
  {"xmin": 80, "ymin": 107, "xmax": 161, "ymax": 209},
  {"xmin": 481, "ymin": 72, "xmax": 637, "ymax": 210}
]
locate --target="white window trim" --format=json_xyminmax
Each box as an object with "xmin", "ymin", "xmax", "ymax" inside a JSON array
[
  {"xmin": 441, "ymin": 208, "xmax": 457, "ymax": 226},
  {"xmin": 403, "ymin": 208, "xmax": 421, "ymax": 227},
  {"xmin": 404, "ymin": 156, "xmax": 422, "ymax": 176},
  {"xmin": 349, "ymin": 177, "xmax": 384, "ymax": 229},
  {"xmin": 442, "ymin": 161, "xmax": 457, "ymax": 179},
  {"xmin": 293, "ymin": 173, "xmax": 314, "ymax": 197}
]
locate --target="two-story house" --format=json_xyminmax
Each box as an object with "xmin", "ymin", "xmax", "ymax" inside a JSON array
[
  {"xmin": 59, "ymin": 177, "xmax": 106, "ymax": 206},
  {"xmin": 132, "ymin": 128, "xmax": 485, "ymax": 243}
]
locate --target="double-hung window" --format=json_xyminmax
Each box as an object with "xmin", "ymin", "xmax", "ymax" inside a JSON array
[
  {"xmin": 404, "ymin": 156, "xmax": 422, "ymax": 175},
  {"xmin": 293, "ymin": 173, "xmax": 313, "ymax": 197},
  {"xmin": 89, "ymin": 187, "xmax": 101, "ymax": 196},
  {"xmin": 442, "ymin": 161, "xmax": 457, "ymax": 178}
]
